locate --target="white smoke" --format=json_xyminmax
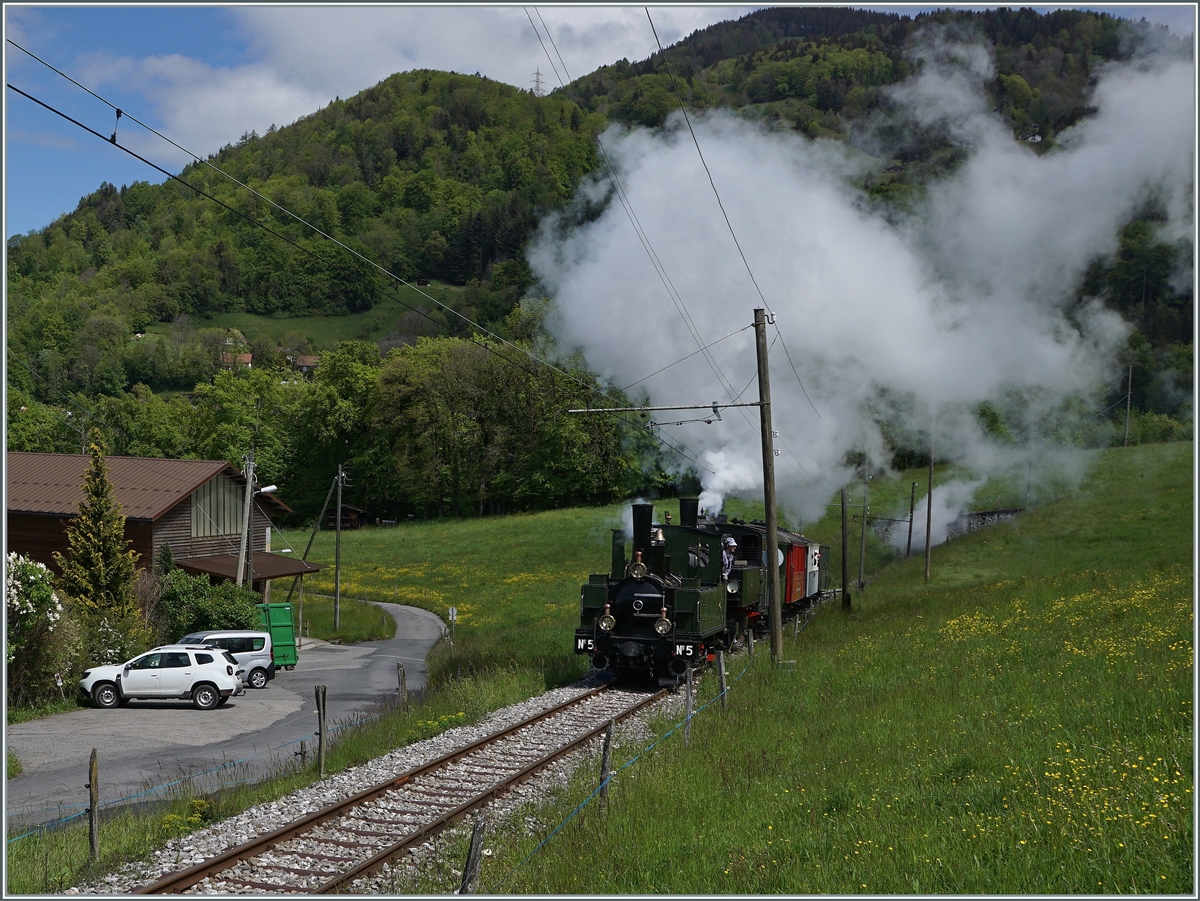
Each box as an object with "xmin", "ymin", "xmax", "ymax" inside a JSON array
[
  {"xmin": 891, "ymin": 478, "xmax": 985, "ymax": 553},
  {"xmin": 529, "ymin": 29, "xmax": 1194, "ymax": 524}
]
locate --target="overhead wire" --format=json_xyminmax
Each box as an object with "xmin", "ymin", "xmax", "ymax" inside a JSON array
[
  {"xmin": 6, "ymin": 52, "xmax": 714, "ymax": 473},
  {"xmin": 643, "ymin": 9, "xmax": 822, "ymax": 422}
]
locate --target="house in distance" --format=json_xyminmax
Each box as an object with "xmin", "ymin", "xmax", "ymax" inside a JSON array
[{"xmin": 5, "ymin": 452, "xmax": 322, "ymax": 594}]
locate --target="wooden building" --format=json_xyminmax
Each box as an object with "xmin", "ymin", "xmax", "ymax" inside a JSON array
[{"xmin": 6, "ymin": 452, "xmax": 322, "ymax": 593}]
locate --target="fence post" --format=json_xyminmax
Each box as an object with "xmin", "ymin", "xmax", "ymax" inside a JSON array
[
  {"xmin": 299, "ymin": 739, "xmax": 307, "ymax": 769},
  {"xmin": 793, "ymin": 611, "xmax": 800, "ymax": 639},
  {"xmin": 315, "ymin": 685, "xmax": 327, "ymax": 779},
  {"xmin": 88, "ymin": 748, "xmax": 99, "ymax": 862},
  {"xmin": 599, "ymin": 719, "xmax": 615, "ymax": 802},
  {"xmin": 717, "ymin": 650, "xmax": 728, "ymax": 711},
  {"xmin": 748, "ymin": 629, "xmax": 755, "ymax": 659},
  {"xmin": 684, "ymin": 666, "xmax": 694, "ymax": 747},
  {"xmin": 397, "ymin": 663, "xmax": 408, "ymax": 710},
  {"xmin": 459, "ymin": 813, "xmax": 488, "ymax": 895}
]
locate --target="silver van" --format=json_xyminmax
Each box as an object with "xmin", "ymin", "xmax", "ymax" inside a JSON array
[{"xmin": 178, "ymin": 630, "xmax": 274, "ymax": 688}]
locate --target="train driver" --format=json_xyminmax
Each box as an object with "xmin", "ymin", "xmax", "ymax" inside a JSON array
[{"xmin": 721, "ymin": 536, "xmax": 737, "ymax": 581}]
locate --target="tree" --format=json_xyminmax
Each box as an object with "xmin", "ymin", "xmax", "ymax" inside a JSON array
[{"xmin": 53, "ymin": 428, "xmax": 148, "ymax": 662}]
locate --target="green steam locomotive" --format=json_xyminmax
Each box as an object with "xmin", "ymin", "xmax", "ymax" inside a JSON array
[{"xmin": 574, "ymin": 498, "xmax": 828, "ymax": 685}]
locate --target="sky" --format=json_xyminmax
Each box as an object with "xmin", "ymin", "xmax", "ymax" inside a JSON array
[{"xmin": 2, "ymin": 4, "xmax": 1195, "ymax": 239}]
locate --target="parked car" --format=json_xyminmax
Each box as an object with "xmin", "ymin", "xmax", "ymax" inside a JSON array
[
  {"xmin": 178, "ymin": 630, "xmax": 274, "ymax": 689},
  {"xmin": 79, "ymin": 645, "xmax": 245, "ymax": 710}
]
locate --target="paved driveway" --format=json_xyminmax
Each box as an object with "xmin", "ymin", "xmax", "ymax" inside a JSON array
[{"xmin": 6, "ymin": 604, "xmax": 445, "ymax": 828}]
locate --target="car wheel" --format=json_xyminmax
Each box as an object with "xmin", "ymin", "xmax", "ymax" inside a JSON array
[
  {"xmin": 92, "ymin": 682, "xmax": 120, "ymax": 709},
  {"xmin": 191, "ymin": 683, "xmax": 219, "ymax": 710},
  {"xmin": 216, "ymin": 695, "xmax": 230, "ymax": 707},
  {"xmin": 248, "ymin": 668, "xmax": 268, "ymax": 689}
]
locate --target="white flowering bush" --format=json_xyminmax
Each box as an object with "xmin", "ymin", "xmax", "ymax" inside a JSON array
[
  {"xmin": 6, "ymin": 553, "xmax": 62, "ymax": 666},
  {"xmin": 6, "ymin": 552, "xmax": 79, "ymax": 706}
]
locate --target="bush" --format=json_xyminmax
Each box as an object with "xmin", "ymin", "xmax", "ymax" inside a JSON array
[
  {"xmin": 6, "ymin": 553, "xmax": 79, "ymax": 706},
  {"xmin": 153, "ymin": 569, "xmax": 260, "ymax": 641},
  {"xmin": 1122, "ymin": 409, "xmax": 1193, "ymax": 445}
]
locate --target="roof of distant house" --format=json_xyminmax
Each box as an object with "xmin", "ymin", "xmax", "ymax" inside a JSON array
[{"xmin": 6, "ymin": 452, "xmax": 291, "ymax": 520}]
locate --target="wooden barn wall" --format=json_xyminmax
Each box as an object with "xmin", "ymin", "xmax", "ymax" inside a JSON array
[
  {"xmin": 8, "ymin": 513, "xmax": 154, "ymax": 573},
  {"xmin": 153, "ymin": 498, "xmax": 273, "ymax": 565}
]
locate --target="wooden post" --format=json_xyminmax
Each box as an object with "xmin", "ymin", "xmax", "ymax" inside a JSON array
[
  {"xmin": 717, "ymin": 650, "xmax": 728, "ymax": 710},
  {"xmin": 754, "ymin": 308, "xmax": 783, "ymax": 664},
  {"xmin": 840, "ymin": 488, "xmax": 851, "ymax": 611},
  {"xmin": 334, "ymin": 465, "xmax": 343, "ymax": 631},
  {"xmin": 925, "ymin": 427, "xmax": 935, "ymax": 583},
  {"xmin": 906, "ymin": 481, "xmax": 917, "ymax": 557},
  {"xmin": 857, "ymin": 467, "xmax": 868, "ymax": 590},
  {"xmin": 599, "ymin": 720, "xmax": 615, "ymax": 801},
  {"xmin": 88, "ymin": 748, "xmax": 99, "ymax": 862},
  {"xmin": 297, "ymin": 576, "xmax": 304, "ymax": 650},
  {"xmin": 315, "ymin": 685, "xmax": 327, "ymax": 779},
  {"xmin": 747, "ymin": 629, "xmax": 755, "ymax": 659},
  {"xmin": 459, "ymin": 814, "xmax": 488, "ymax": 895},
  {"xmin": 792, "ymin": 611, "xmax": 799, "ymax": 639},
  {"xmin": 397, "ymin": 663, "xmax": 407, "ymax": 710},
  {"xmin": 299, "ymin": 739, "xmax": 307, "ymax": 769},
  {"xmin": 684, "ymin": 666, "xmax": 694, "ymax": 746}
]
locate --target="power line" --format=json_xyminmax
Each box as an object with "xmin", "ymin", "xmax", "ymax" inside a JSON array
[
  {"xmin": 7, "ymin": 72, "xmax": 714, "ymax": 474},
  {"xmin": 643, "ymin": 9, "xmax": 822, "ymax": 422}
]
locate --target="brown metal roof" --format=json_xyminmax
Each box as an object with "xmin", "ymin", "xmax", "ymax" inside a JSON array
[
  {"xmin": 174, "ymin": 552, "xmax": 324, "ymax": 582},
  {"xmin": 7, "ymin": 452, "xmax": 237, "ymax": 521}
]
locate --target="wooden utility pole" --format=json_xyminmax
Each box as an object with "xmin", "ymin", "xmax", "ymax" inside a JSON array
[
  {"xmin": 840, "ymin": 488, "xmax": 851, "ymax": 611},
  {"xmin": 236, "ymin": 452, "xmax": 255, "ymax": 587},
  {"xmin": 754, "ymin": 309, "xmax": 783, "ymax": 664},
  {"xmin": 857, "ymin": 467, "xmax": 868, "ymax": 590},
  {"xmin": 1123, "ymin": 365, "xmax": 1133, "ymax": 447},
  {"xmin": 334, "ymin": 464, "xmax": 344, "ymax": 631},
  {"xmin": 924, "ymin": 429, "xmax": 934, "ymax": 583},
  {"xmin": 906, "ymin": 481, "xmax": 917, "ymax": 556}
]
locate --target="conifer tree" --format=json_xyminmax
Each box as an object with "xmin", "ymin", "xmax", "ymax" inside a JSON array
[{"xmin": 53, "ymin": 428, "xmax": 140, "ymax": 619}]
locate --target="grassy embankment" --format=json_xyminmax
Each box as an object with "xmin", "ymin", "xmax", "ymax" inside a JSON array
[
  {"xmin": 377, "ymin": 442, "xmax": 1193, "ymax": 894},
  {"xmin": 7, "ymin": 442, "xmax": 1191, "ymax": 893}
]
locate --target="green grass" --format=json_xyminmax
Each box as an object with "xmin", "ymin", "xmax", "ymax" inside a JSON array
[
  {"xmin": 7, "ymin": 752, "xmax": 22, "ymax": 779},
  {"xmin": 6, "ymin": 695, "xmax": 88, "ymax": 725},
  {"xmin": 143, "ymin": 281, "xmax": 465, "ymax": 350},
  {"xmin": 372, "ymin": 442, "xmax": 1194, "ymax": 894},
  {"xmin": 291, "ymin": 593, "xmax": 396, "ymax": 643}
]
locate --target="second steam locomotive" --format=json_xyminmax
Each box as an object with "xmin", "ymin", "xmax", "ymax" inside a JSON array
[{"xmin": 574, "ymin": 498, "xmax": 828, "ymax": 685}]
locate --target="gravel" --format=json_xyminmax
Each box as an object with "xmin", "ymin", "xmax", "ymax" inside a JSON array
[{"xmin": 65, "ymin": 678, "xmax": 686, "ymax": 895}]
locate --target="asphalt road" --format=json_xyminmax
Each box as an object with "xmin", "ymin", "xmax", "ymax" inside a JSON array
[{"xmin": 6, "ymin": 603, "xmax": 445, "ymax": 829}]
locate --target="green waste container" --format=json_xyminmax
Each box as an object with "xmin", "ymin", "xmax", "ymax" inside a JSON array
[{"xmin": 257, "ymin": 602, "xmax": 299, "ymax": 669}]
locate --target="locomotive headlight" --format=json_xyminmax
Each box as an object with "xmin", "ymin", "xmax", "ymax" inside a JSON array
[
  {"xmin": 725, "ymin": 580, "xmax": 740, "ymax": 595},
  {"xmin": 654, "ymin": 617, "xmax": 672, "ymax": 636},
  {"xmin": 599, "ymin": 613, "xmax": 616, "ymax": 632}
]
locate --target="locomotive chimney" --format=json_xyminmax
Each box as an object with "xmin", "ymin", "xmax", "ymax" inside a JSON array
[
  {"xmin": 679, "ymin": 498, "xmax": 699, "ymax": 529},
  {"xmin": 632, "ymin": 503, "xmax": 654, "ymax": 555}
]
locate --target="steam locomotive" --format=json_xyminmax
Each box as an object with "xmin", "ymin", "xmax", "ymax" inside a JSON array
[{"xmin": 574, "ymin": 498, "xmax": 829, "ymax": 685}]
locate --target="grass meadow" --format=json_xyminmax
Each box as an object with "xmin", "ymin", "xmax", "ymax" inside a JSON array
[
  {"xmin": 6, "ymin": 441, "xmax": 1191, "ymax": 894},
  {"xmin": 376, "ymin": 442, "xmax": 1194, "ymax": 894}
]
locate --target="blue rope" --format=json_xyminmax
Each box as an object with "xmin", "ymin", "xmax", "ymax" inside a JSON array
[{"xmin": 490, "ymin": 659, "xmax": 752, "ymax": 891}]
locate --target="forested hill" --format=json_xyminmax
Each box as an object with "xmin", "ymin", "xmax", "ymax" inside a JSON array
[{"xmin": 5, "ymin": 6, "xmax": 1192, "ymax": 521}]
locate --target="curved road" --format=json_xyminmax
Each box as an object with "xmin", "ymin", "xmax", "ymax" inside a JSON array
[{"xmin": 6, "ymin": 604, "xmax": 444, "ymax": 829}]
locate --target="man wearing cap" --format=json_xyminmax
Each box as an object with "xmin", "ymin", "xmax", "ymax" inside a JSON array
[{"xmin": 721, "ymin": 536, "xmax": 737, "ymax": 581}]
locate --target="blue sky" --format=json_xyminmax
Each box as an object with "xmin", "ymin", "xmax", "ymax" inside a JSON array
[{"xmin": 4, "ymin": 4, "xmax": 1194, "ymax": 239}]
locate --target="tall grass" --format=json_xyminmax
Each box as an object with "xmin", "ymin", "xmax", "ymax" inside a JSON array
[{"xmin": 380, "ymin": 442, "xmax": 1194, "ymax": 894}]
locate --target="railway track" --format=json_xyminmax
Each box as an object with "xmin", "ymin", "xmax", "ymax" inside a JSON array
[{"xmin": 134, "ymin": 685, "xmax": 666, "ymax": 894}]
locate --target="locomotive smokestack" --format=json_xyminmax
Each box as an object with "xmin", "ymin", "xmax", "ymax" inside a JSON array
[
  {"xmin": 632, "ymin": 503, "xmax": 654, "ymax": 554},
  {"xmin": 679, "ymin": 498, "xmax": 699, "ymax": 529}
]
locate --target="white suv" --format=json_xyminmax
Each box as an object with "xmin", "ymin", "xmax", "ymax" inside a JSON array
[{"xmin": 79, "ymin": 645, "xmax": 246, "ymax": 710}]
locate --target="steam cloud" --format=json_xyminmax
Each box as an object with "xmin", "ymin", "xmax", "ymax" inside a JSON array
[{"xmin": 530, "ymin": 30, "xmax": 1194, "ymax": 532}]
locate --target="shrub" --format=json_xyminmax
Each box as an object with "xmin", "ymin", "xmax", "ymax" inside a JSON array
[
  {"xmin": 1123, "ymin": 410, "xmax": 1193, "ymax": 445},
  {"xmin": 6, "ymin": 554, "xmax": 68, "ymax": 710},
  {"xmin": 153, "ymin": 569, "xmax": 260, "ymax": 641}
]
